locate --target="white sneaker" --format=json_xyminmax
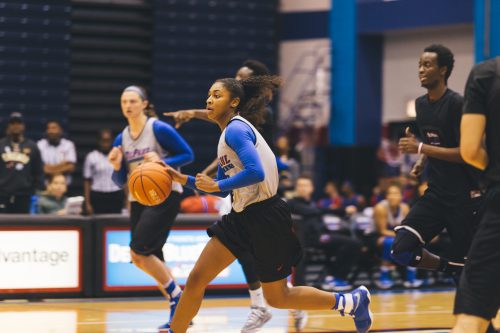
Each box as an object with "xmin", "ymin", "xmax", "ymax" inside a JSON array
[
  {"xmin": 290, "ymin": 309, "xmax": 308, "ymax": 331},
  {"xmin": 241, "ymin": 306, "xmax": 272, "ymax": 333},
  {"xmin": 403, "ymin": 278, "xmax": 424, "ymax": 288}
]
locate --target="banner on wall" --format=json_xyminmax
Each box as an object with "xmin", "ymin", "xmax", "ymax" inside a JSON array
[
  {"xmin": 0, "ymin": 229, "xmax": 81, "ymax": 292},
  {"xmin": 104, "ymin": 228, "xmax": 246, "ymax": 290}
]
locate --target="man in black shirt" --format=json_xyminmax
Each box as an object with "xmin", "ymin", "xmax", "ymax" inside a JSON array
[
  {"xmin": 0, "ymin": 112, "xmax": 44, "ymax": 213},
  {"xmin": 394, "ymin": 45, "xmax": 482, "ymax": 280},
  {"xmin": 287, "ymin": 174, "xmax": 362, "ymax": 292},
  {"xmin": 453, "ymin": 57, "xmax": 500, "ymax": 333}
]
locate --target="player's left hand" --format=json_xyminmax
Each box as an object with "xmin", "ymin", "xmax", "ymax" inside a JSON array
[
  {"xmin": 195, "ymin": 173, "xmax": 220, "ymax": 193},
  {"xmin": 399, "ymin": 127, "xmax": 420, "ymax": 154},
  {"xmin": 410, "ymin": 160, "xmax": 425, "ymax": 178},
  {"xmin": 144, "ymin": 152, "xmax": 161, "ymax": 162}
]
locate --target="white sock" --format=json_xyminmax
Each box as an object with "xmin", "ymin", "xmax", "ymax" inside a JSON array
[
  {"xmin": 163, "ymin": 279, "xmax": 182, "ymax": 298},
  {"xmin": 249, "ymin": 287, "xmax": 266, "ymax": 308},
  {"xmin": 335, "ymin": 293, "xmax": 354, "ymax": 315}
]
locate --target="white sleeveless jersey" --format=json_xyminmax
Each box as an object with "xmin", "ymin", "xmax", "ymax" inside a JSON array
[
  {"xmin": 121, "ymin": 118, "xmax": 182, "ymax": 201},
  {"xmin": 218, "ymin": 115, "xmax": 278, "ymax": 212},
  {"xmin": 379, "ymin": 199, "xmax": 405, "ymax": 229}
]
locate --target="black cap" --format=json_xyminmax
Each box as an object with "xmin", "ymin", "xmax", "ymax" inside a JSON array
[{"xmin": 8, "ymin": 112, "xmax": 24, "ymax": 123}]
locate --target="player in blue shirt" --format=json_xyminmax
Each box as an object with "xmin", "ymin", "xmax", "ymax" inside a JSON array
[
  {"xmin": 163, "ymin": 77, "xmax": 373, "ymax": 333},
  {"xmin": 108, "ymin": 86, "xmax": 194, "ymax": 330}
]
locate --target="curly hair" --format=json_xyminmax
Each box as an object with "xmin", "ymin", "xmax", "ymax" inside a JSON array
[
  {"xmin": 424, "ymin": 44, "xmax": 455, "ymax": 84},
  {"xmin": 216, "ymin": 75, "xmax": 281, "ymax": 128},
  {"xmin": 242, "ymin": 59, "xmax": 271, "ymax": 76}
]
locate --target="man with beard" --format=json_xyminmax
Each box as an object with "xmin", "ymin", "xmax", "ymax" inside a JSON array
[
  {"xmin": 0, "ymin": 112, "xmax": 44, "ymax": 213},
  {"xmin": 83, "ymin": 129, "xmax": 124, "ymax": 214},
  {"xmin": 37, "ymin": 120, "xmax": 77, "ymax": 185}
]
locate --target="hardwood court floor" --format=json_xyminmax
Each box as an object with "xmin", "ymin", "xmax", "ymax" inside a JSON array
[{"xmin": 0, "ymin": 289, "xmax": 458, "ymax": 333}]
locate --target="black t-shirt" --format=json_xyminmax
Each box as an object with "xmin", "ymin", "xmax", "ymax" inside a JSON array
[
  {"xmin": 0, "ymin": 137, "xmax": 44, "ymax": 195},
  {"xmin": 415, "ymin": 89, "xmax": 481, "ymax": 197},
  {"xmin": 463, "ymin": 57, "xmax": 500, "ymax": 183},
  {"xmin": 260, "ymin": 106, "xmax": 275, "ymax": 152}
]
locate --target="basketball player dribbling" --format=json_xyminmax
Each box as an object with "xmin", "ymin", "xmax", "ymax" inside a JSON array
[
  {"xmin": 163, "ymin": 76, "xmax": 373, "ymax": 333},
  {"xmin": 108, "ymin": 85, "xmax": 194, "ymax": 331},
  {"xmin": 164, "ymin": 59, "xmax": 301, "ymax": 332},
  {"xmin": 453, "ymin": 56, "xmax": 500, "ymax": 333}
]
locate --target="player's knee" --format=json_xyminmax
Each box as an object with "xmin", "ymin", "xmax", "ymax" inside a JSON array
[
  {"xmin": 185, "ymin": 266, "xmax": 210, "ymax": 291},
  {"xmin": 390, "ymin": 229, "xmax": 423, "ymax": 267}
]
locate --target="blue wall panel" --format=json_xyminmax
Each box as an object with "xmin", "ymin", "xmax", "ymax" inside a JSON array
[
  {"xmin": 358, "ymin": 0, "xmax": 473, "ymax": 34},
  {"xmin": 280, "ymin": 11, "xmax": 329, "ymax": 41},
  {"xmin": 330, "ymin": 0, "xmax": 356, "ymax": 146},
  {"xmin": 0, "ymin": 1, "xmax": 71, "ymax": 138},
  {"xmin": 356, "ymin": 35, "xmax": 382, "ymax": 146},
  {"xmin": 152, "ymin": 0, "xmax": 279, "ymax": 175}
]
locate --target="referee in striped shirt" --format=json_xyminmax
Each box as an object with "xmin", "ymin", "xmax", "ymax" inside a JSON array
[{"xmin": 83, "ymin": 129, "xmax": 124, "ymax": 214}]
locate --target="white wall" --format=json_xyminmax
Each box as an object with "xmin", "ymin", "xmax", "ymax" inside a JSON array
[
  {"xmin": 382, "ymin": 25, "xmax": 474, "ymax": 123},
  {"xmin": 280, "ymin": 0, "xmax": 330, "ymax": 13},
  {"xmin": 279, "ymin": 39, "xmax": 331, "ymax": 129}
]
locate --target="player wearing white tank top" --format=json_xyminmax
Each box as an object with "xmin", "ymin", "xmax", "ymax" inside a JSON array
[
  {"xmin": 108, "ymin": 86, "xmax": 194, "ymax": 331},
  {"xmin": 164, "ymin": 77, "xmax": 373, "ymax": 333}
]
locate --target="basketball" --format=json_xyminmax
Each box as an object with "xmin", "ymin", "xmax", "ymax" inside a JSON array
[{"xmin": 128, "ymin": 162, "xmax": 172, "ymax": 206}]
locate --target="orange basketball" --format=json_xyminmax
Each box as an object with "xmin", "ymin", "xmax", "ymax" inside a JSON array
[{"xmin": 128, "ymin": 162, "xmax": 172, "ymax": 206}]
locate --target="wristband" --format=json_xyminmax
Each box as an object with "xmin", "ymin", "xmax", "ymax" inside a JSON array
[{"xmin": 418, "ymin": 142, "xmax": 424, "ymax": 155}]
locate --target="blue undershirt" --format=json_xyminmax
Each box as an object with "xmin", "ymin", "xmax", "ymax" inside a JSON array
[
  {"xmin": 185, "ymin": 120, "xmax": 265, "ymax": 197},
  {"xmin": 111, "ymin": 119, "xmax": 194, "ymax": 187}
]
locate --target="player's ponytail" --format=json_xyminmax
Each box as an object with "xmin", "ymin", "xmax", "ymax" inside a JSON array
[
  {"xmin": 144, "ymin": 103, "xmax": 157, "ymax": 118},
  {"xmin": 216, "ymin": 76, "xmax": 280, "ymax": 128}
]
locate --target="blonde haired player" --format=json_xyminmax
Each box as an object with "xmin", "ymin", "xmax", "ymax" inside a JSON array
[{"xmin": 108, "ymin": 85, "xmax": 194, "ymax": 331}]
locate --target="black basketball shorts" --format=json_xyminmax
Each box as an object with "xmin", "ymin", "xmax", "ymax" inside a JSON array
[
  {"xmin": 207, "ymin": 195, "xmax": 303, "ymax": 283},
  {"xmin": 454, "ymin": 185, "xmax": 500, "ymax": 320},
  {"xmin": 129, "ymin": 191, "xmax": 181, "ymax": 261}
]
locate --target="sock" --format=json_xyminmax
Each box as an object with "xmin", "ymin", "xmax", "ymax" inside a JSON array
[
  {"xmin": 438, "ymin": 258, "xmax": 464, "ymax": 275},
  {"xmin": 249, "ymin": 287, "xmax": 266, "ymax": 308},
  {"xmin": 164, "ymin": 279, "xmax": 182, "ymax": 299},
  {"xmin": 406, "ymin": 266, "xmax": 417, "ymax": 281},
  {"xmin": 332, "ymin": 292, "xmax": 354, "ymax": 315}
]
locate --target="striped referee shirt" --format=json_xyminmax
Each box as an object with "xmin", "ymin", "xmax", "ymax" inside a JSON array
[
  {"xmin": 83, "ymin": 150, "xmax": 121, "ymax": 192},
  {"xmin": 37, "ymin": 138, "xmax": 77, "ymax": 184}
]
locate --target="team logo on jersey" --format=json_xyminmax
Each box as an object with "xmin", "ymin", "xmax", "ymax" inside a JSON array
[
  {"xmin": 125, "ymin": 147, "xmax": 152, "ymax": 161},
  {"xmin": 219, "ymin": 155, "xmax": 235, "ymax": 172},
  {"xmin": 1, "ymin": 151, "xmax": 30, "ymax": 165},
  {"xmin": 424, "ymin": 129, "xmax": 442, "ymax": 146}
]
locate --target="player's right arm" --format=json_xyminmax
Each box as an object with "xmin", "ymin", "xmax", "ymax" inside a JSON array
[
  {"xmin": 460, "ymin": 65, "xmax": 489, "ymax": 170},
  {"xmin": 163, "ymin": 109, "xmax": 215, "ymax": 128},
  {"xmin": 109, "ymin": 134, "xmax": 127, "ymax": 187}
]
